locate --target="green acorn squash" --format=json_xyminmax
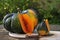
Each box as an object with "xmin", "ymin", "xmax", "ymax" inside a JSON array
[
  {"xmin": 3, "ymin": 9, "xmax": 38, "ymax": 34},
  {"xmin": 37, "ymin": 19, "xmax": 50, "ymax": 36},
  {"xmin": 3, "ymin": 13, "xmax": 15, "ymax": 32}
]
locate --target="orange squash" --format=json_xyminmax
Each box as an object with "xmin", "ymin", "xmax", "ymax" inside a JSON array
[
  {"xmin": 18, "ymin": 9, "xmax": 38, "ymax": 34},
  {"xmin": 37, "ymin": 19, "xmax": 50, "ymax": 36},
  {"xmin": 28, "ymin": 9, "xmax": 38, "ymax": 27}
]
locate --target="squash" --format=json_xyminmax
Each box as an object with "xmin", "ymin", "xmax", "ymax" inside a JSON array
[
  {"xmin": 3, "ymin": 13, "xmax": 15, "ymax": 33},
  {"xmin": 3, "ymin": 9, "xmax": 38, "ymax": 34},
  {"xmin": 3, "ymin": 13, "xmax": 25, "ymax": 33},
  {"xmin": 20, "ymin": 9, "xmax": 38, "ymax": 34},
  {"xmin": 37, "ymin": 19, "xmax": 50, "ymax": 36},
  {"xmin": 11, "ymin": 14, "xmax": 25, "ymax": 33},
  {"xmin": 18, "ymin": 9, "xmax": 38, "ymax": 34}
]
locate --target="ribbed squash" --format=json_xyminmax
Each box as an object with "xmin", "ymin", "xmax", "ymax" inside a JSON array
[
  {"xmin": 3, "ymin": 13, "xmax": 15, "ymax": 32},
  {"xmin": 18, "ymin": 9, "xmax": 38, "ymax": 34},
  {"xmin": 11, "ymin": 14, "xmax": 25, "ymax": 33},
  {"xmin": 28, "ymin": 9, "xmax": 38, "ymax": 27},
  {"xmin": 3, "ymin": 9, "xmax": 38, "ymax": 34},
  {"xmin": 37, "ymin": 19, "xmax": 50, "ymax": 36},
  {"xmin": 3, "ymin": 13, "xmax": 25, "ymax": 33}
]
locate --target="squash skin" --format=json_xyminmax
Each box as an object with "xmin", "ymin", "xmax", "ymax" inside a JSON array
[
  {"xmin": 3, "ymin": 13, "xmax": 14, "ymax": 32},
  {"xmin": 22, "ymin": 9, "xmax": 38, "ymax": 27},
  {"xmin": 37, "ymin": 21, "xmax": 48, "ymax": 32},
  {"xmin": 3, "ymin": 9, "xmax": 38, "ymax": 34},
  {"xmin": 37, "ymin": 19, "xmax": 50, "ymax": 36},
  {"xmin": 3, "ymin": 13, "xmax": 25, "ymax": 34},
  {"xmin": 11, "ymin": 14, "xmax": 25, "ymax": 34},
  {"xmin": 21, "ymin": 9, "xmax": 38, "ymax": 34}
]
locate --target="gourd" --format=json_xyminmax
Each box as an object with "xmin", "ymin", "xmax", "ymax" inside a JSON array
[
  {"xmin": 3, "ymin": 9, "xmax": 38, "ymax": 34},
  {"xmin": 37, "ymin": 19, "xmax": 50, "ymax": 36}
]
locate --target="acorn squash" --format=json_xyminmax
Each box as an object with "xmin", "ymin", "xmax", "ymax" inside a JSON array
[
  {"xmin": 3, "ymin": 13, "xmax": 15, "ymax": 32},
  {"xmin": 37, "ymin": 19, "xmax": 50, "ymax": 36},
  {"xmin": 3, "ymin": 9, "xmax": 38, "ymax": 34}
]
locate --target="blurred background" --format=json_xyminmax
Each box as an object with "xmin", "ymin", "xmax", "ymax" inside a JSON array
[
  {"xmin": 0, "ymin": 0, "xmax": 60, "ymax": 25},
  {"xmin": 0, "ymin": 0, "xmax": 60, "ymax": 40}
]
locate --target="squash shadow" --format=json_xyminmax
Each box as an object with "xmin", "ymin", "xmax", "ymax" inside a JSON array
[{"xmin": 39, "ymin": 33, "xmax": 54, "ymax": 38}]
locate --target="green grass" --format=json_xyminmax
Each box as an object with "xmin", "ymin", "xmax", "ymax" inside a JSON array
[{"xmin": 0, "ymin": 21, "xmax": 2, "ymax": 25}]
